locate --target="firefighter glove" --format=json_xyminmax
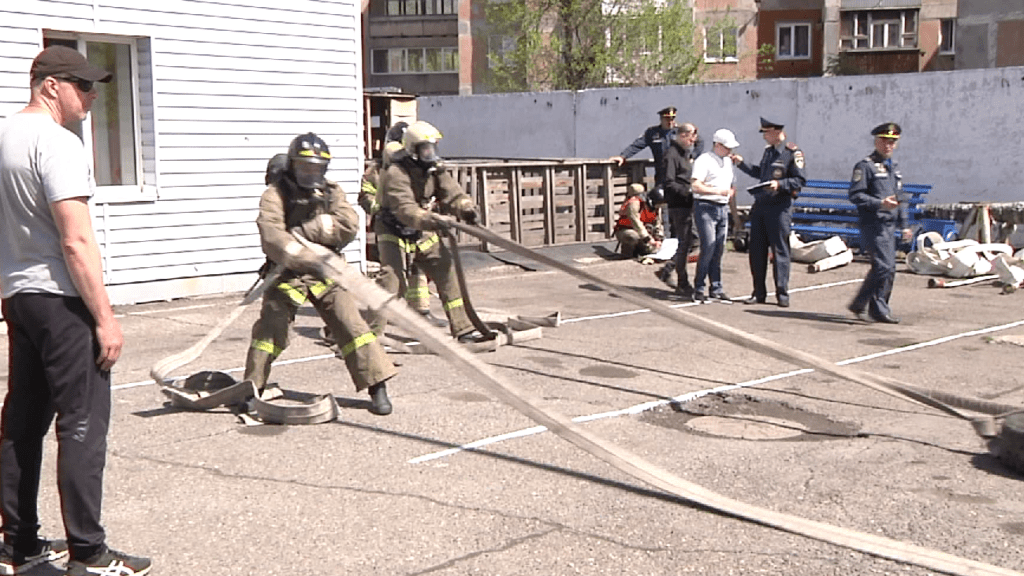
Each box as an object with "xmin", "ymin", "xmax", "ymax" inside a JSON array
[
  {"xmin": 425, "ymin": 212, "xmax": 455, "ymax": 231},
  {"xmin": 459, "ymin": 206, "xmax": 479, "ymax": 226}
]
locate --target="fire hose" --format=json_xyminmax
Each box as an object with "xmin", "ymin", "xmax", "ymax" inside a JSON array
[{"xmin": 294, "ymin": 226, "xmax": 1022, "ymax": 576}]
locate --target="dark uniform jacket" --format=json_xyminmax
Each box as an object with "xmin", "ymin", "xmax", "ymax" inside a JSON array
[
  {"xmin": 379, "ymin": 153, "xmax": 474, "ymax": 233},
  {"xmin": 736, "ymin": 142, "xmax": 807, "ymax": 205},
  {"xmin": 849, "ymin": 151, "xmax": 907, "ymax": 229},
  {"xmin": 257, "ymin": 177, "xmax": 359, "ymax": 279},
  {"xmin": 662, "ymin": 140, "xmax": 694, "ymax": 209}
]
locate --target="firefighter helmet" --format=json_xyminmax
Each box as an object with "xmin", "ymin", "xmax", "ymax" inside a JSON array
[
  {"xmin": 402, "ymin": 121, "xmax": 442, "ymax": 167},
  {"xmin": 385, "ymin": 121, "xmax": 409, "ymax": 144},
  {"xmin": 287, "ymin": 132, "xmax": 331, "ymax": 189},
  {"xmin": 646, "ymin": 187, "xmax": 665, "ymax": 210},
  {"xmin": 265, "ymin": 153, "xmax": 289, "ymax": 186}
]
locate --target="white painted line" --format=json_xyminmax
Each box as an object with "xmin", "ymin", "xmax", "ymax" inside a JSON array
[
  {"xmin": 407, "ymin": 319, "xmax": 1024, "ymax": 464},
  {"xmin": 117, "ymin": 303, "xmax": 222, "ymax": 317}
]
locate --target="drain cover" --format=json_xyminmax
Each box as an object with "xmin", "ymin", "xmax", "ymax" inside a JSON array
[
  {"xmin": 642, "ymin": 393, "xmax": 860, "ymax": 441},
  {"xmin": 685, "ymin": 415, "xmax": 807, "ymax": 440}
]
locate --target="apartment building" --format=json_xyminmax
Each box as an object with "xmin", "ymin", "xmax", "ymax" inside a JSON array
[
  {"xmin": 755, "ymin": 0, "xmax": 958, "ymax": 77},
  {"xmin": 362, "ymin": 0, "xmax": 481, "ymax": 95},
  {"xmin": 955, "ymin": 0, "xmax": 1024, "ymax": 68},
  {"xmin": 696, "ymin": 0, "xmax": 761, "ymax": 82}
]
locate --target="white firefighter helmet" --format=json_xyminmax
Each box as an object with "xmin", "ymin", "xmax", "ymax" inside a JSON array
[{"xmin": 403, "ymin": 121, "xmax": 443, "ymax": 166}]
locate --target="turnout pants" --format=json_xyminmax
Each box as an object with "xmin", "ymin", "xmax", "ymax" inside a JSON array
[
  {"xmin": 747, "ymin": 200, "xmax": 792, "ymax": 301},
  {"xmin": 1, "ymin": 294, "xmax": 108, "ymax": 562},
  {"xmin": 375, "ymin": 223, "xmax": 473, "ymax": 338},
  {"xmin": 614, "ymin": 228, "xmax": 650, "ymax": 258},
  {"xmin": 244, "ymin": 276, "xmax": 397, "ymax": 392}
]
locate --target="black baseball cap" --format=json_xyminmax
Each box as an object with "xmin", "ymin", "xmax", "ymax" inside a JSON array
[{"xmin": 30, "ymin": 46, "xmax": 113, "ymax": 83}]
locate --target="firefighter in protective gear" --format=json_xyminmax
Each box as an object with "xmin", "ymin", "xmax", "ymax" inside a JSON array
[
  {"xmin": 614, "ymin": 183, "xmax": 665, "ymax": 258},
  {"xmin": 360, "ymin": 137, "xmax": 446, "ymax": 328},
  {"xmin": 245, "ymin": 132, "xmax": 398, "ymax": 415},
  {"xmin": 378, "ymin": 121, "xmax": 480, "ymax": 340}
]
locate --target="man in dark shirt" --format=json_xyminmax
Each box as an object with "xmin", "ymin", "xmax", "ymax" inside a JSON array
[{"xmin": 659, "ymin": 123, "xmax": 700, "ymax": 297}]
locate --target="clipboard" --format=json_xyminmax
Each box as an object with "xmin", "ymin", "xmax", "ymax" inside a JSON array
[{"xmin": 746, "ymin": 181, "xmax": 773, "ymax": 192}]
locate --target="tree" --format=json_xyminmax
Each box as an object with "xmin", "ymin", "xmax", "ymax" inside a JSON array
[{"xmin": 484, "ymin": 0, "xmax": 704, "ymax": 92}]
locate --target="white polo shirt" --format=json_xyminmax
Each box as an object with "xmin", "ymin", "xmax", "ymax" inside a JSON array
[{"xmin": 691, "ymin": 151, "xmax": 735, "ymax": 205}]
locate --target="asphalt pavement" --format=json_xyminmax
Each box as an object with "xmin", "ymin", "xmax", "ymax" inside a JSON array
[{"xmin": 2, "ymin": 243, "xmax": 1023, "ymax": 576}]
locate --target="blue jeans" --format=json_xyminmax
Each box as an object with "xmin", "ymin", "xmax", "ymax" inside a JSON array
[{"xmin": 693, "ymin": 200, "xmax": 730, "ymax": 295}]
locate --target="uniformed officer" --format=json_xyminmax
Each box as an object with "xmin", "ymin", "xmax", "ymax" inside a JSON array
[
  {"xmin": 609, "ymin": 107, "xmax": 678, "ymax": 188},
  {"xmin": 244, "ymin": 133, "xmax": 398, "ymax": 415},
  {"xmin": 378, "ymin": 121, "xmax": 481, "ymax": 341},
  {"xmin": 611, "ymin": 107, "xmax": 706, "ymax": 239},
  {"xmin": 731, "ymin": 117, "xmax": 807, "ymax": 307},
  {"xmin": 847, "ymin": 122, "xmax": 912, "ymax": 324}
]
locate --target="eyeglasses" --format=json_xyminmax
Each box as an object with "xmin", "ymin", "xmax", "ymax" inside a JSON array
[{"xmin": 55, "ymin": 76, "xmax": 95, "ymax": 93}]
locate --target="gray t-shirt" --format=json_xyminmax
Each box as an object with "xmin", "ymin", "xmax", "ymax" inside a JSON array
[{"xmin": 0, "ymin": 113, "xmax": 95, "ymax": 298}]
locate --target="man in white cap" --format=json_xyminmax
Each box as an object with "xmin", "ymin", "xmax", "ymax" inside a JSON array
[{"xmin": 689, "ymin": 128, "xmax": 740, "ymax": 303}]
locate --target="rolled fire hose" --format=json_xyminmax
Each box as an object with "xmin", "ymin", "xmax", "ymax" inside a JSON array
[
  {"xmin": 295, "ymin": 232, "xmax": 1022, "ymax": 576},
  {"xmin": 150, "ymin": 264, "xmax": 284, "ymax": 386}
]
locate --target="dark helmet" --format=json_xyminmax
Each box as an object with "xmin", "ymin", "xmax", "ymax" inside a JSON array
[
  {"xmin": 287, "ymin": 132, "xmax": 331, "ymax": 189},
  {"xmin": 265, "ymin": 153, "xmax": 289, "ymax": 186},
  {"xmin": 646, "ymin": 187, "xmax": 665, "ymax": 210},
  {"xmin": 385, "ymin": 121, "xmax": 409, "ymax": 144}
]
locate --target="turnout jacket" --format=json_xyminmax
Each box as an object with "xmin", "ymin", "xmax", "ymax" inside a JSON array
[
  {"xmin": 614, "ymin": 196, "xmax": 663, "ymax": 240},
  {"xmin": 735, "ymin": 142, "xmax": 807, "ymax": 204},
  {"xmin": 257, "ymin": 177, "xmax": 360, "ymax": 277},
  {"xmin": 379, "ymin": 153, "xmax": 474, "ymax": 232},
  {"xmin": 849, "ymin": 151, "xmax": 908, "ymax": 230}
]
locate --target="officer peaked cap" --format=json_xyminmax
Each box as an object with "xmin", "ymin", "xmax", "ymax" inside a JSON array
[
  {"xmin": 658, "ymin": 106, "xmax": 677, "ymax": 117},
  {"xmin": 871, "ymin": 122, "xmax": 902, "ymax": 138},
  {"xmin": 758, "ymin": 117, "xmax": 784, "ymax": 132}
]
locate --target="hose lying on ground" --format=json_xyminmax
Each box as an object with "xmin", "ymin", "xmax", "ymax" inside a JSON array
[{"xmin": 295, "ymin": 230, "xmax": 1023, "ymax": 576}]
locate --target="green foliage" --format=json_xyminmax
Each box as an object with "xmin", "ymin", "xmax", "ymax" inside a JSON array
[
  {"xmin": 756, "ymin": 42, "xmax": 776, "ymax": 74},
  {"xmin": 484, "ymin": 0, "xmax": 704, "ymax": 92}
]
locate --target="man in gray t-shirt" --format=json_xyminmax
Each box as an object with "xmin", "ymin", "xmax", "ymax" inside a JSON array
[{"xmin": 0, "ymin": 46, "xmax": 150, "ymax": 576}]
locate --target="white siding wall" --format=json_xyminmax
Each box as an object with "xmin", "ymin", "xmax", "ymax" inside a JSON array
[{"xmin": 0, "ymin": 0, "xmax": 365, "ymax": 305}]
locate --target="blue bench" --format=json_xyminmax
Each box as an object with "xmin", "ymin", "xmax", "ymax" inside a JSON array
[{"xmin": 788, "ymin": 179, "xmax": 956, "ymax": 248}]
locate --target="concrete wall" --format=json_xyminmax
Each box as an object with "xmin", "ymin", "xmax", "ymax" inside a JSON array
[{"xmin": 419, "ymin": 66, "xmax": 1024, "ymax": 204}]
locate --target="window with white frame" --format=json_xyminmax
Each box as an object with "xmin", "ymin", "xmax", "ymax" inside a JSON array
[
  {"xmin": 939, "ymin": 18, "xmax": 955, "ymax": 55},
  {"xmin": 704, "ymin": 26, "xmax": 738, "ymax": 63},
  {"xmin": 776, "ymin": 22, "xmax": 811, "ymax": 60},
  {"xmin": 840, "ymin": 9, "xmax": 918, "ymax": 51},
  {"xmin": 44, "ymin": 34, "xmax": 152, "ymax": 202},
  {"xmin": 372, "ymin": 48, "xmax": 459, "ymax": 74}
]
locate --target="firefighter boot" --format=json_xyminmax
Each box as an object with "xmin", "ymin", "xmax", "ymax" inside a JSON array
[{"xmin": 368, "ymin": 381, "xmax": 392, "ymax": 416}]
